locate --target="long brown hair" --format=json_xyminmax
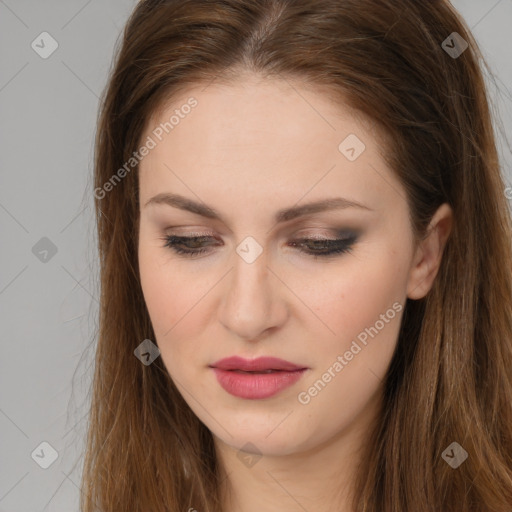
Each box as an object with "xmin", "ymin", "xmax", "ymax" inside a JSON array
[{"xmin": 81, "ymin": 0, "xmax": 512, "ymax": 510}]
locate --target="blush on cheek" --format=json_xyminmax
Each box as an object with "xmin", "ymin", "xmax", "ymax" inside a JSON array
[
  {"xmin": 138, "ymin": 261, "xmax": 177, "ymax": 336},
  {"xmin": 141, "ymin": 273, "xmax": 207, "ymax": 345}
]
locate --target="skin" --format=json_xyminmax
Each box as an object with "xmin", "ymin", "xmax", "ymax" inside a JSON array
[{"xmin": 137, "ymin": 73, "xmax": 453, "ymax": 512}]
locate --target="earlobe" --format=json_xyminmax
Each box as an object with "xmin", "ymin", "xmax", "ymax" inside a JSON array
[{"xmin": 406, "ymin": 203, "xmax": 453, "ymax": 300}]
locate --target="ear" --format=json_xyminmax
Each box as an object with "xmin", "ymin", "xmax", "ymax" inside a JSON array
[{"xmin": 406, "ymin": 203, "xmax": 453, "ymax": 300}]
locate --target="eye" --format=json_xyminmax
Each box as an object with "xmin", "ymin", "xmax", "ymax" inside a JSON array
[
  {"xmin": 289, "ymin": 236, "xmax": 357, "ymax": 259},
  {"xmin": 163, "ymin": 235, "xmax": 217, "ymax": 256},
  {"xmin": 162, "ymin": 234, "xmax": 357, "ymax": 259}
]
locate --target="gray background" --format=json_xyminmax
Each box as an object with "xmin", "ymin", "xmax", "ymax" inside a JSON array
[{"xmin": 1, "ymin": 1, "xmax": 511, "ymax": 511}]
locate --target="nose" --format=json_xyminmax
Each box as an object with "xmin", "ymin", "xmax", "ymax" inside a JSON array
[{"xmin": 218, "ymin": 247, "xmax": 288, "ymax": 342}]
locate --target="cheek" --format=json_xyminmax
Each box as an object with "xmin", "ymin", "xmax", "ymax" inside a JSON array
[
  {"xmin": 138, "ymin": 240, "xmax": 217, "ymax": 375},
  {"xmin": 138, "ymin": 241, "xmax": 195, "ymax": 337},
  {"xmin": 292, "ymin": 253, "xmax": 406, "ymax": 444},
  {"xmin": 296, "ymin": 247, "xmax": 408, "ymax": 345}
]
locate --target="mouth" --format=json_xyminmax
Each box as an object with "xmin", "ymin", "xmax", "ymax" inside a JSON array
[{"xmin": 209, "ymin": 356, "xmax": 308, "ymax": 399}]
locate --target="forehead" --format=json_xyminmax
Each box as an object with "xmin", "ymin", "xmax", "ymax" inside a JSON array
[
  {"xmin": 138, "ymin": 77, "xmax": 402, "ymax": 218},
  {"xmin": 144, "ymin": 76, "xmax": 376, "ymax": 158}
]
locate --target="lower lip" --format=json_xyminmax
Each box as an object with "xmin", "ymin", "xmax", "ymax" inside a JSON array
[{"xmin": 211, "ymin": 368, "xmax": 307, "ymax": 399}]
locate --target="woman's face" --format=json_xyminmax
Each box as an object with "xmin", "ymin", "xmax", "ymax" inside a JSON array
[{"xmin": 137, "ymin": 75, "xmax": 432, "ymax": 456}]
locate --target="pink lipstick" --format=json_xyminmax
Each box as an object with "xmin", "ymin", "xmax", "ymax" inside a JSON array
[{"xmin": 209, "ymin": 356, "xmax": 308, "ymax": 399}]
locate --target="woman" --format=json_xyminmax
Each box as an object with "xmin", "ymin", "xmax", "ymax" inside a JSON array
[{"xmin": 82, "ymin": 0, "xmax": 512, "ymax": 510}]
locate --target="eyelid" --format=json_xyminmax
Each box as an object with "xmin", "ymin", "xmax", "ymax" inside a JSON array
[
  {"xmin": 164, "ymin": 227, "xmax": 357, "ymax": 238},
  {"xmin": 294, "ymin": 229, "xmax": 356, "ymax": 238}
]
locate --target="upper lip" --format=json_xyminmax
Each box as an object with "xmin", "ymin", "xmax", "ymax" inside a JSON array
[{"xmin": 210, "ymin": 356, "xmax": 306, "ymax": 372}]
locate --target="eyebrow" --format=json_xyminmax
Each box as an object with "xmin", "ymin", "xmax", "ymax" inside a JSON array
[{"xmin": 143, "ymin": 192, "xmax": 374, "ymax": 223}]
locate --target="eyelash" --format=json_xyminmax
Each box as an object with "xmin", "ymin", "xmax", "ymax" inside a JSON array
[{"xmin": 162, "ymin": 235, "xmax": 356, "ymax": 259}]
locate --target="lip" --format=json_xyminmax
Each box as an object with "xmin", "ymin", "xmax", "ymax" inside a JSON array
[
  {"xmin": 210, "ymin": 356, "xmax": 306, "ymax": 372},
  {"xmin": 209, "ymin": 356, "xmax": 308, "ymax": 399}
]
